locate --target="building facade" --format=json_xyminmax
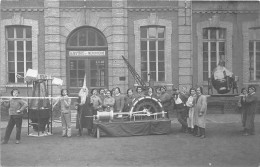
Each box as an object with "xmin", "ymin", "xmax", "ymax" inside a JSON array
[{"xmin": 0, "ymin": 0, "xmax": 260, "ymax": 97}]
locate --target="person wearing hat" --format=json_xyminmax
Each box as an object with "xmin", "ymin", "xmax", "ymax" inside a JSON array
[
  {"xmin": 243, "ymin": 85, "xmax": 258, "ymax": 136},
  {"xmin": 159, "ymin": 86, "xmax": 171, "ymax": 119}
]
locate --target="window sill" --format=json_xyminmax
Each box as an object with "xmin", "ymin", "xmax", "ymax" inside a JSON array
[{"xmin": 5, "ymin": 83, "xmax": 33, "ymax": 88}]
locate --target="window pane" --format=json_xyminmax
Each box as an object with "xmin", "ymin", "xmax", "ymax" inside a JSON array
[
  {"xmin": 8, "ymin": 52, "xmax": 14, "ymax": 61},
  {"xmin": 219, "ymin": 28, "xmax": 226, "ymax": 39},
  {"xmin": 249, "ymin": 41, "xmax": 253, "ymax": 51},
  {"xmin": 256, "ymin": 71, "xmax": 260, "ymax": 80},
  {"xmin": 26, "ymin": 27, "xmax": 32, "ymax": 38},
  {"xmin": 141, "ymin": 72, "xmax": 147, "ymax": 82},
  {"xmin": 79, "ymin": 30, "xmax": 87, "ymax": 46},
  {"xmin": 211, "ymin": 62, "xmax": 216, "ymax": 71},
  {"xmin": 219, "ymin": 42, "xmax": 225, "ymax": 52},
  {"xmin": 150, "ymin": 72, "xmax": 156, "ymax": 81},
  {"xmin": 141, "ymin": 62, "xmax": 147, "ymax": 71},
  {"xmin": 148, "ymin": 27, "xmax": 156, "ymax": 38},
  {"xmin": 26, "ymin": 41, "xmax": 32, "ymax": 51},
  {"xmin": 256, "ymin": 42, "xmax": 260, "ymax": 52},
  {"xmin": 97, "ymin": 34, "xmax": 105, "ymax": 46},
  {"xmin": 210, "ymin": 42, "xmax": 216, "ymax": 51},
  {"xmin": 158, "ymin": 72, "xmax": 165, "ymax": 81},
  {"xmin": 70, "ymin": 60, "xmax": 77, "ymax": 69},
  {"xmin": 16, "ymin": 27, "xmax": 24, "ymax": 38},
  {"xmin": 211, "ymin": 52, "xmax": 216, "ymax": 61},
  {"xmin": 17, "ymin": 73, "xmax": 24, "ymax": 83},
  {"xmin": 158, "ymin": 51, "xmax": 164, "ymax": 61},
  {"xmin": 210, "ymin": 29, "xmax": 216, "ymax": 39},
  {"xmin": 158, "ymin": 28, "xmax": 164, "ymax": 38},
  {"xmin": 8, "ymin": 62, "xmax": 15, "ymax": 72},
  {"xmin": 141, "ymin": 41, "xmax": 147, "ymax": 50},
  {"xmin": 70, "ymin": 70, "xmax": 77, "ymax": 78},
  {"xmin": 78, "ymin": 79, "xmax": 84, "ymax": 87},
  {"xmin": 149, "ymin": 41, "xmax": 156, "ymax": 50},
  {"xmin": 203, "ymin": 52, "xmax": 208, "ymax": 61},
  {"xmin": 150, "ymin": 62, "xmax": 156, "ymax": 71},
  {"xmin": 158, "ymin": 41, "xmax": 164, "ymax": 50},
  {"xmin": 78, "ymin": 70, "xmax": 85, "ymax": 78},
  {"xmin": 17, "ymin": 41, "xmax": 24, "ymax": 51},
  {"xmin": 203, "ymin": 72, "xmax": 208, "ymax": 81},
  {"xmin": 203, "ymin": 42, "xmax": 208, "ymax": 51},
  {"xmin": 9, "ymin": 73, "xmax": 15, "ymax": 83},
  {"xmin": 203, "ymin": 29, "xmax": 208, "ymax": 39},
  {"xmin": 7, "ymin": 27, "xmax": 14, "ymax": 38},
  {"xmin": 69, "ymin": 34, "xmax": 77, "ymax": 46},
  {"xmin": 26, "ymin": 52, "xmax": 32, "ymax": 61},
  {"xmin": 17, "ymin": 62, "xmax": 24, "ymax": 72},
  {"xmin": 158, "ymin": 62, "xmax": 164, "ymax": 71},
  {"xmin": 149, "ymin": 51, "xmax": 156, "ymax": 61},
  {"xmin": 91, "ymin": 79, "xmax": 97, "ymax": 87},
  {"xmin": 26, "ymin": 62, "xmax": 32, "ymax": 70},
  {"xmin": 140, "ymin": 28, "xmax": 147, "ymax": 38},
  {"xmin": 78, "ymin": 61, "xmax": 85, "ymax": 69},
  {"xmin": 141, "ymin": 51, "xmax": 147, "ymax": 61},
  {"xmin": 203, "ymin": 62, "xmax": 208, "ymax": 71},
  {"xmin": 17, "ymin": 52, "xmax": 24, "ymax": 61},
  {"xmin": 70, "ymin": 79, "xmax": 77, "ymax": 87},
  {"xmin": 88, "ymin": 30, "xmax": 96, "ymax": 46},
  {"xmin": 8, "ymin": 41, "xmax": 14, "ymax": 51},
  {"xmin": 90, "ymin": 61, "xmax": 97, "ymax": 69}
]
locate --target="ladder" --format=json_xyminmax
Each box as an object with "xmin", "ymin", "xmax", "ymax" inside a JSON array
[{"xmin": 122, "ymin": 56, "xmax": 147, "ymax": 89}]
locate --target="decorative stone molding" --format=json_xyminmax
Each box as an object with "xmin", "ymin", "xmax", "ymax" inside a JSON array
[
  {"xmin": 0, "ymin": 14, "xmax": 39, "ymax": 90},
  {"xmin": 193, "ymin": 10, "xmax": 260, "ymax": 14},
  {"xmin": 242, "ymin": 19, "xmax": 260, "ymax": 84},
  {"xmin": 196, "ymin": 15, "xmax": 233, "ymax": 86},
  {"xmin": 1, "ymin": 8, "xmax": 45, "ymax": 12},
  {"xmin": 134, "ymin": 13, "xmax": 172, "ymax": 85}
]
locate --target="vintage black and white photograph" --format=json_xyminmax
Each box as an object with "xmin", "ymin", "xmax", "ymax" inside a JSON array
[{"xmin": 0, "ymin": 0, "xmax": 260, "ymax": 166}]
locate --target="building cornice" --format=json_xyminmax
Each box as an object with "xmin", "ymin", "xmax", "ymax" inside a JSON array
[{"xmin": 193, "ymin": 10, "xmax": 260, "ymax": 14}]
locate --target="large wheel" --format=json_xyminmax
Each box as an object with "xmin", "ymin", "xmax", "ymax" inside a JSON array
[{"xmin": 130, "ymin": 96, "xmax": 164, "ymax": 119}]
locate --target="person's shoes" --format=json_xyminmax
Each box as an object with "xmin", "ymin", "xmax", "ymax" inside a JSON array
[
  {"xmin": 200, "ymin": 135, "xmax": 206, "ymax": 139},
  {"xmin": 67, "ymin": 135, "xmax": 71, "ymax": 138},
  {"xmin": 243, "ymin": 133, "xmax": 249, "ymax": 136},
  {"xmin": 62, "ymin": 134, "xmax": 67, "ymax": 137},
  {"xmin": 15, "ymin": 140, "xmax": 20, "ymax": 144},
  {"xmin": 1, "ymin": 141, "xmax": 8, "ymax": 144}
]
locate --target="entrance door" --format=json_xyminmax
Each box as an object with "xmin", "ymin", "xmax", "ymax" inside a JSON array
[
  {"xmin": 68, "ymin": 58, "xmax": 107, "ymax": 95},
  {"xmin": 66, "ymin": 26, "xmax": 108, "ymax": 95}
]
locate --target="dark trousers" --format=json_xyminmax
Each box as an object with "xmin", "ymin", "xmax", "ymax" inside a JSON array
[
  {"xmin": 4, "ymin": 115, "xmax": 23, "ymax": 142},
  {"xmin": 176, "ymin": 106, "xmax": 188, "ymax": 130}
]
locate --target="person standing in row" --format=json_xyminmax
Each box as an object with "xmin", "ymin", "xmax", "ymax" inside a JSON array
[
  {"xmin": 90, "ymin": 89, "xmax": 102, "ymax": 115},
  {"xmin": 53, "ymin": 89, "xmax": 72, "ymax": 137},
  {"xmin": 1, "ymin": 89, "xmax": 28, "ymax": 144},
  {"xmin": 237, "ymin": 88, "xmax": 247, "ymax": 133},
  {"xmin": 173, "ymin": 88, "xmax": 189, "ymax": 133},
  {"xmin": 159, "ymin": 86, "xmax": 171, "ymax": 119},
  {"xmin": 103, "ymin": 90, "xmax": 115, "ymax": 112},
  {"xmin": 114, "ymin": 87, "xmax": 125, "ymax": 118},
  {"xmin": 124, "ymin": 88, "xmax": 135, "ymax": 113},
  {"xmin": 76, "ymin": 86, "xmax": 93, "ymax": 136},
  {"xmin": 186, "ymin": 88, "xmax": 196, "ymax": 134},
  {"xmin": 243, "ymin": 85, "xmax": 258, "ymax": 136},
  {"xmin": 194, "ymin": 87, "xmax": 207, "ymax": 138}
]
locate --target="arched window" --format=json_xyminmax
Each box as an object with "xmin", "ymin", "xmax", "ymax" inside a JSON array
[{"xmin": 66, "ymin": 27, "xmax": 108, "ymax": 93}]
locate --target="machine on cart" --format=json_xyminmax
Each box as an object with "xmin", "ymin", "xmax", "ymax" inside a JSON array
[{"xmin": 26, "ymin": 76, "xmax": 53, "ymax": 137}]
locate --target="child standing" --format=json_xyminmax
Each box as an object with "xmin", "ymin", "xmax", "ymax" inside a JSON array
[
  {"xmin": 1, "ymin": 89, "xmax": 28, "ymax": 144},
  {"xmin": 53, "ymin": 89, "xmax": 72, "ymax": 137}
]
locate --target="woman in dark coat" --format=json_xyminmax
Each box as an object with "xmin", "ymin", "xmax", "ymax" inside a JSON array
[
  {"xmin": 76, "ymin": 87, "xmax": 93, "ymax": 136},
  {"xmin": 243, "ymin": 85, "xmax": 258, "ymax": 136}
]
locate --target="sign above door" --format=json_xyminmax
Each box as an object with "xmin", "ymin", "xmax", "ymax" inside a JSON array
[{"xmin": 69, "ymin": 51, "xmax": 105, "ymax": 57}]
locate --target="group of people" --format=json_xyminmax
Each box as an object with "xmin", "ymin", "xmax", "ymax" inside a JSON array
[
  {"xmin": 1, "ymin": 84, "xmax": 258, "ymax": 144},
  {"xmin": 237, "ymin": 85, "xmax": 258, "ymax": 136}
]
